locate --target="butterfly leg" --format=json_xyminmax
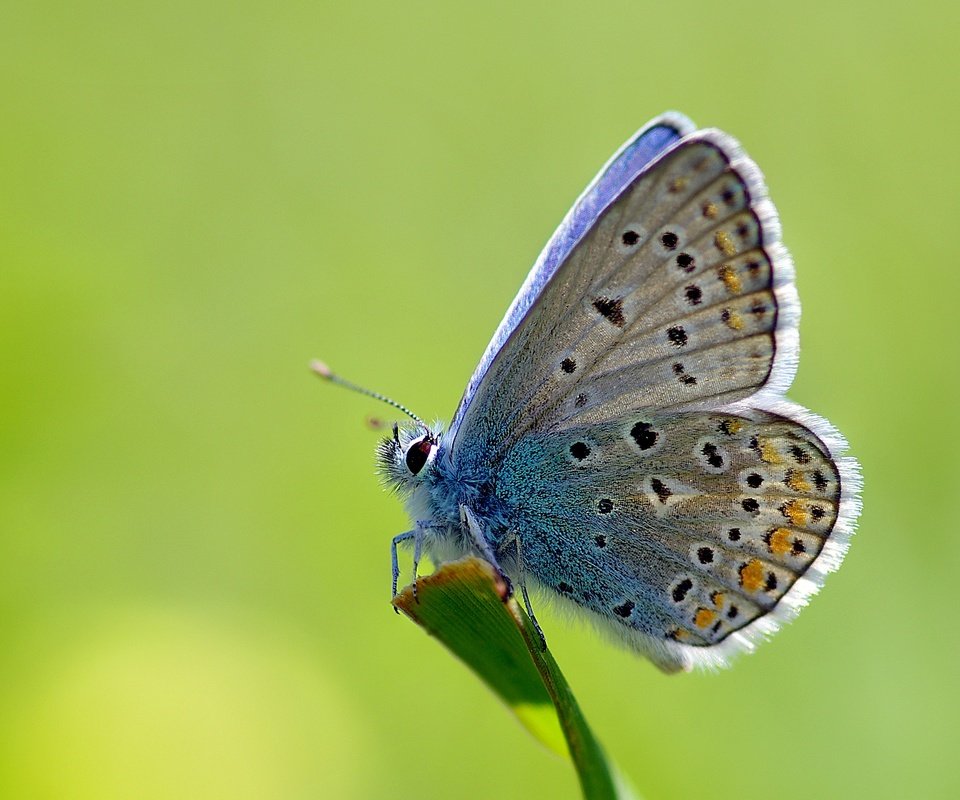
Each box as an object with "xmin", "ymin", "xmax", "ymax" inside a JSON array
[
  {"xmin": 391, "ymin": 529, "xmax": 416, "ymax": 609},
  {"xmin": 393, "ymin": 522, "xmax": 448, "ymax": 604},
  {"xmin": 509, "ymin": 530, "xmax": 547, "ymax": 651},
  {"xmin": 460, "ymin": 505, "xmax": 512, "ymax": 598},
  {"xmin": 411, "ymin": 521, "xmax": 427, "ymax": 603}
]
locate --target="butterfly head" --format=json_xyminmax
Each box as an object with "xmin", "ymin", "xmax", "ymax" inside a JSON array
[
  {"xmin": 311, "ymin": 359, "xmax": 440, "ymax": 491},
  {"xmin": 377, "ymin": 422, "xmax": 440, "ymax": 491}
]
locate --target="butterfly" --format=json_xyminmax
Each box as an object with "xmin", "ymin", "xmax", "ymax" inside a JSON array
[{"xmin": 318, "ymin": 112, "xmax": 861, "ymax": 672}]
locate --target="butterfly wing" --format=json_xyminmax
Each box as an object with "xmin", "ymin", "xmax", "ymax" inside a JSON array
[
  {"xmin": 448, "ymin": 127, "xmax": 798, "ymax": 469},
  {"xmin": 445, "ymin": 120, "xmax": 861, "ymax": 670},
  {"xmin": 495, "ymin": 407, "xmax": 858, "ymax": 672},
  {"xmin": 446, "ymin": 111, "xmax": 695, "ymax": 445}
]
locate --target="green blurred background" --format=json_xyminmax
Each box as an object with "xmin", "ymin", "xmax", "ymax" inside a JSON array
[{"xmin": 2, "ymin": 1, "xmax": 957, "ymax": 798}]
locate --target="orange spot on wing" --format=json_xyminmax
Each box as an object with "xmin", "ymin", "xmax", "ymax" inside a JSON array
[
  {"xmin": 718, "ymin": 263, "xmax": 742, "ymax": 294},
  {"xmin": 768, "ymin": 527, "xmax": 792, "ymax": 556},
  {"xmin": 723, "ymin": 309, "xmax": 745, "ymax": 331},
  {"xmin": 782, "ymin": 499, "xmax": 810, "ymax": 526},
  {"xmin": 694, "ymin": 608, "xmax": 716, "ymax": 628},
  {"xmin": 739, "ymin": 559, "xmax": 765, "ymax": 592},
  {"xmin": 702, "ymin": 201, "xmax": 719, "ymax": 219},
  {"xmin": 711, "ymin": 591, "xmax": 726, "ymax": 608},
  {"xmin": 785, "ymin": 469, "xmax": 812, "ymax": 493},
  {"xmin": 669, "ymin": 177, "xmax": 688, "ymax": 193},
  {"xmin": 721, "ymin": 418, "xmax": 744, "ymax": 435},
  {"xmin": 714, "ymin": 230, "xmax": 737, "ymax": 256},
  {"xmin": 759, "ymin": 438, "xmax": 783, "ymax": 464}
]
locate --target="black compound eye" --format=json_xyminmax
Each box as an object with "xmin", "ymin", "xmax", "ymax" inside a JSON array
[{"xmin": 404, "ymin": 436, "xmax": 434, "ymax": 475}]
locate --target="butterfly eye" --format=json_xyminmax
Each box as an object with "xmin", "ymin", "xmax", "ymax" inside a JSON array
[{"xmin": 404, "ymin": 436, "xmax": 436, "ymax": 476}]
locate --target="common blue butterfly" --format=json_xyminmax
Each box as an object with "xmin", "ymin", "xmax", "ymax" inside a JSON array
[{"xmin": 318, "ymin": 112, "xmax": 861, "ymax": 672}]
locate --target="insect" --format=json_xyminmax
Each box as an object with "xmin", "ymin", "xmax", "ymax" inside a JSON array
[{"xmin": 316, "ymin": 112, "xmax": 861, "ymax": 672}]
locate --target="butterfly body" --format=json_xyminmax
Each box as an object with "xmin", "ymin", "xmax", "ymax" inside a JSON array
[{"xmin": 374, "ymin": 113, "xmax": 860, "ymax": 672}]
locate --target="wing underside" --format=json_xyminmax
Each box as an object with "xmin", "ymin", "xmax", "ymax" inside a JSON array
[
  {"xmin": 442, "ymin": 118, "xmax": 860, "ymax": 670},
  {"xmin": 494, "ymin": 408, "xmax": 858, "ymax": 671},
  {"xmin": 449, "ymin": 130, "xmax": 799, "ymax": 473}
]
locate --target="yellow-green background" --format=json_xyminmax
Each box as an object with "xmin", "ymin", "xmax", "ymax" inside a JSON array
[{"xmin": 2, "ymin": 2, "xmax": 957, "ymax": 798}]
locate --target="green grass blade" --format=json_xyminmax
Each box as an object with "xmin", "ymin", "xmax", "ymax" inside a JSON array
[{"xmin": 393, "ymin": 557, "xmax": 639, "ymax": 800}]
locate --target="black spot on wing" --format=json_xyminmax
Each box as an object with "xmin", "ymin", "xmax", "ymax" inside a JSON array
[
  {"xmin": 613, "ymin": 600, "xmax": 635, "ymax": 618},
  {"xmin": 570, "ymin": 442, "xmax": 590, "ymax": 460},
  {"xmin": 672, "ymin": 578, "xmax": 693, "ymax": 603},
  {"xmin": 630, "ymin": 421, "xmax": 658, "ymax": 450},
  {"xmin": 667, "ymin": 326, "xmax": 688, "ymax": 347},
  {"xmin": 684, "ymin": 284, "xmax": 702, "ymax": 305},
  {"xmin": 592, "ymin": 296, "xmax": 625, "ymax": 327},
  {"xmin": 650, "ymin": 478, "xmax": 672, "ymax": 504},
  {"xmin": 701, "ymin": 442, "xmax": 724, "ymax": 468},
  {"xmin": 672, "ymin": 362, "xmax": 697, "ymax": 385},
  {"xmin": 790, "ymin": 444, "xmax": 812, "ymax": 464}
]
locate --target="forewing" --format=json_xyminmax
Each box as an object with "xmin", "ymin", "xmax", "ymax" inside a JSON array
[
  {"xmin": 448, "ymin": 129, "xmax": 797, "ymax": 471},
  {"xmin": 495, "ymin": 409, "xmax": 859, "ymax": 671},
  {"xmin": 446, "ymin": 112, "xmax": 695, "ymax": 446}
]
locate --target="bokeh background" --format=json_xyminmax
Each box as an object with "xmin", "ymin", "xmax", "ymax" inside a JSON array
[{"xmin": 2, "ymin": 2, "xmax": 958, "ymax": 798}]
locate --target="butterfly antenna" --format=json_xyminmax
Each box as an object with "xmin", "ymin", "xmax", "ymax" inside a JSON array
[{"xmin": 310, "ymin": 359, "xmax": 427, "ymax": 428}]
